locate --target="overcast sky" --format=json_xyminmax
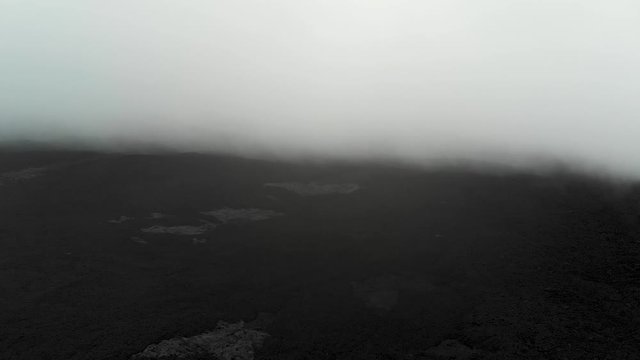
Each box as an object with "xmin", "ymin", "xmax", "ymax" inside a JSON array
[{"xmin": 1, "ymin": 1, "xmax": 639, "ymax": 174}]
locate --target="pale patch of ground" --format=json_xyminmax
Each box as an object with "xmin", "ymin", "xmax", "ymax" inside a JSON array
[
  {"xmin": 131, "ymin": 237, "xmax": 148, "ymax": 245},
  {"xmin": 0, "ymin": 167, "xmax": 48, "ymax": 186},
  {"xmin": 421, "ymin": 339, "xmax": 478, "ymax": 359},
  {"xmin": 108, "ymin": 216, "xmax": 134, "ymax": 224},
  {"xmin": 140, "ymin": 223, "xmax": 214, "ymax": 236},
  {"xmin": 352, "ymin": 275, "xmax": 434, "ymax": 311},
  {"xmin": 0, "ymin": 157, "xmax": 107, "ymax": 186},
  {"xmin": 131, "ymin": 321, "xmax": 269, "ymax": 360},
  {"xmin": 148, "ymin": 212, "xmax": 167, "ymax": 219},
  {"xmin": 201, "ymin": 208, "xmax": 282, "ymax": 223},
  {"xmin": 264, "ymin": 182, "xmax": 360, "ymax": 196}
]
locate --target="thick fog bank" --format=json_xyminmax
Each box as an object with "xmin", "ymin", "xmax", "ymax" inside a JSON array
[{"xmin": 2, "ymin": 1, "xmax": 639, "ymax": 177}]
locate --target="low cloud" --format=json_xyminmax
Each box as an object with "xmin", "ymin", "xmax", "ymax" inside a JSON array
[{"xmin": 2, "ymin": 1, "xmax": 639, "ymax": 176}]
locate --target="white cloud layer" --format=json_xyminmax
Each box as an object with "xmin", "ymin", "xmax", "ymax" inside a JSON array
[{"xmin": 2, "ymin": 1, "xmax": 640, "ymax": 175}]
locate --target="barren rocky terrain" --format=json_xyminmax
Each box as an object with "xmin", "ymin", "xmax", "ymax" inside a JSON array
[{"xmin": 1, "ymin": 149, "xmax": 639, "ymax": 359}]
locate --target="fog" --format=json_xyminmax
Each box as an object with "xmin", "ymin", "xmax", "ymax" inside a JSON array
[{"xmin": 2, "ymin": 1, "xmax": 640, "ymax": 175}]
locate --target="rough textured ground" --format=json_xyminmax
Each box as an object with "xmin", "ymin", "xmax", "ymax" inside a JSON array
[
  {"xmin": 0, "ymin": 149, "xmax": 639, "ymax": 359},
  {"xmin": 131, "ymin": 320, "xmax": 269, "ymax": 360}
]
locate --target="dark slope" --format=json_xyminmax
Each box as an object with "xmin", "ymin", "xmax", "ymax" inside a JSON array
[{"xmin": 1, "ymin": 151, "xmax": 639, "ymax": 359}]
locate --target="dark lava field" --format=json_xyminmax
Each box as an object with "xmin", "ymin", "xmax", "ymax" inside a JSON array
[{"xmin": 1, "ymin": 149, "xmax": 640, "ymax": 359}]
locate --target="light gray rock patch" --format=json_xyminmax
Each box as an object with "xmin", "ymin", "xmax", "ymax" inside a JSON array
[
  {"xmin": 352, "ymin": 275, "xmax": 434, "ymax": 311},
  {"xmin": 264, "ymin": 182, "xmax": 359, "ymax": 196},
  {"xmin": 421, "ymin": 339, "xmax": 478, "ymax": 359},
  {"xmin": 109, "ymin": 216, "xmax": 134, "ymax": 224},
  {"xmin": 140, "ymin": 223, "xmax": 214, "ymax": 236},
  {"xmin": 201, "ymin": 208, "xmax": 282, "ymax": 223},
  {"xmin": 0, "ymin": 167, "xmax": 48, "ymax": 185},
  {"xmin": 131, "ymin": 321, "xmax": 269, "ymax": 360},
  {"xmin": 148, "ymin": 212, "xmax": 167, "ymax": 219},
  {"xmin": 131, "ymin": 237, "xmax": 148, "ymax": 245},
  {"xmin": 192, "ymin": 238, "xmax": 207, "ymax": 245}
]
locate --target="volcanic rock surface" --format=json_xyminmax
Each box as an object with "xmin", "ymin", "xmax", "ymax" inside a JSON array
[
  {"xmin": 132, "ymin": 321, "xmax": 268, "ymax": 360},
  {"xmin": 2, "ymin": 150, "xmax": 640, "ymax": 359}
]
